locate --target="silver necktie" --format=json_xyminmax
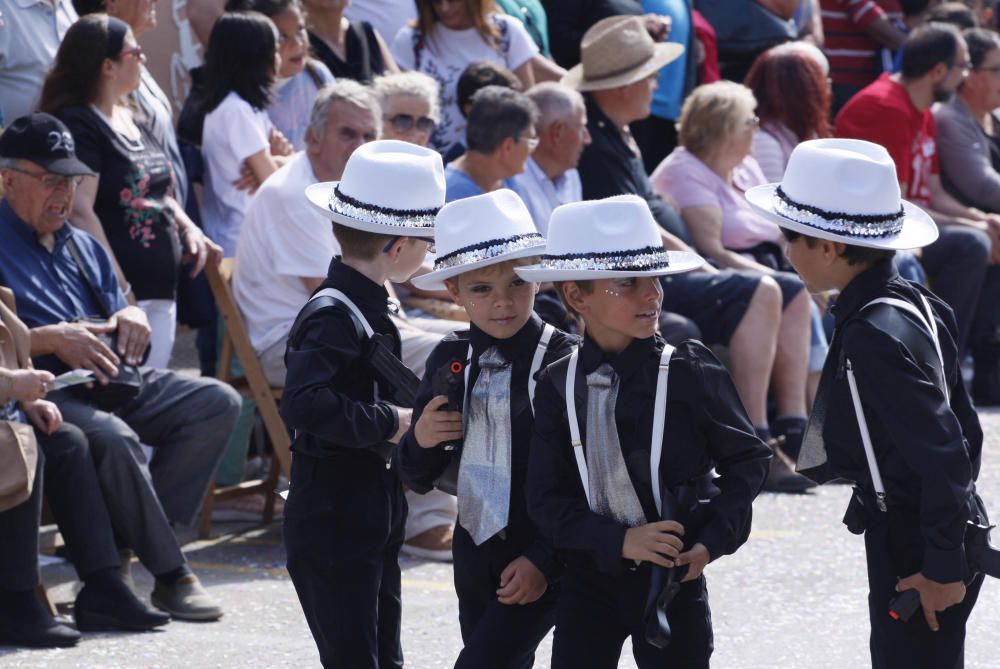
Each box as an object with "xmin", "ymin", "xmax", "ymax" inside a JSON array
[
  {"xmin": 457, "ymin": 346, "xmax": 513, "ymax": 545},
  {"xmin": 585, "ymin": 363, "xmax": 647, "ymax": 527}
]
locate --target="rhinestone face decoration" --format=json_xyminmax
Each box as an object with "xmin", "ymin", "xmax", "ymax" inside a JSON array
[
  {"xmin": 773, "ymin": 186, "xmax": 904, "ymax": 238},
  {"xmin": 329, "ymin": 185, "xmax": 438, "ymax": 229},
  {"xmin": 433, "ymin": 233, "xmax": 544, "ymax": 272},
  {"xmin": 538, "ymin": 245, "xmax": 672, "ymax": 271}
]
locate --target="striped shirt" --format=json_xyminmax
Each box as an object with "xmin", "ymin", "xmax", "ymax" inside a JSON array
[{"xmin": 822, "ymin": 0, "xmax": 902, "ymax": 88}]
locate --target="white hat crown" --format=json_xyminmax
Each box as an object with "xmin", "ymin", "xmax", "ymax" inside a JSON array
[
  {"xmin": 306, "ymin": 139, "xmax": 446, "ymax": 234},
  {"xmin": 410, "ymin": 189, "xmax": 545, "ymax": 290}
]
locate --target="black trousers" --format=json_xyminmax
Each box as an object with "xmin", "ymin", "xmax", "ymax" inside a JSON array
[
  {"xmin": 864, "ymin": 510, "xmax": 984, "ymax": 669},
  {"xmin": 283, "ymin": 451, "xmax": 407, "ymax": 669},
  {"xmin": 452, "ymin": 524, "xmax": 555, "ymax": 669},
  {"xmin": 0, "ymin": 446, "xmax": 43, "ymax": 591},
  {"xmin": 550, "ymin": 565, "xmax": 713, "ymax": 669}
]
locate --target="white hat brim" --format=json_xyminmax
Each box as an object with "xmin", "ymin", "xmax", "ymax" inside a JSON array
[
  {"xmin": 305, "ymin": 181, "xmax": 437, "ymax": 237},
  {"xmin": 562, "ymin": 43, "xmax": 685, "ymax": 92},
  {"xmin": 412, "ymin": 240, "xmax": 547, "ymax": 291},
  {"xmin": 514, "ymin": 250, "xmax": 705, "ymax": 282},
  {"xmin": 745, "ymin": 183, "xmax": 939, "ymax": 250}
]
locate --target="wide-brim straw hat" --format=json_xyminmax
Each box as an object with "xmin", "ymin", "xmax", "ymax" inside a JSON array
[
  {"xmin": 515, "ymin": 195, "xmax": 704, "ymax": 281},
  {"xmin": 305, "ymin": 139, "xmax": 445, "ymax": 236},
  {"xmin": 745, "ymin": 138, "xmax": 938, "ymax": 250},
  {"xmin": 561, "ymin": 15, "xmax": 685, "ymax": 92},
  {"xmin": 411, "ymin": 189, "xmax": 546, "ymax": 290}
]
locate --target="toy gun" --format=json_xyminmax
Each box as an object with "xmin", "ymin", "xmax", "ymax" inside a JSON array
[
  {"xmin": 366, "ymin": 332, "xmax": 420, "ymax": 408},
  {"xmin": 888, "ymin": 519, "xmax": 1000, "ymax": 622},
  {"xmin": 643, "ymin": 475, "xmax": 720, "ymax": 648},
  {"xmin": 429, "ymin": 358, "xmax": 466, "ymax": 496}
]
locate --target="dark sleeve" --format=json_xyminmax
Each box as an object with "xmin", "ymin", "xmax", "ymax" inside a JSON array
[
  {"xmin": 684, "ymin": 342, "xmax": 771, "ymax": 562},
  {"xmin": 526, "ymin": 367, "xmax": 629, "ymax": 574},
  {"xmin": 398, "ymin": 343, "xmax": 454, "ymax": 493},
  {"xmin": 279, "ymin": 310, "xmax": 399, "ymax": 448},
  {"xmin": 843, "ymin": 322, "xmax": 975, "ymax": 583},
  {"xmin": 56, "ymin": 108, "xmax": 104, "ymax": 174},
  {"xmin": 543, "ymin": 0, "xmax": 589, "ymax": 68}
]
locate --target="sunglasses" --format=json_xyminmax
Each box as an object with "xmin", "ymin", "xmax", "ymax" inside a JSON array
[{"xmin": 387, "ymin": 113, "xmax": 436, "ymax": 135}]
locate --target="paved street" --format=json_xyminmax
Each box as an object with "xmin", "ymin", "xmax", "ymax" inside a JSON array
[{"xmin": 2, "ymin": 409, "xmax": 999, "ymax": 668}]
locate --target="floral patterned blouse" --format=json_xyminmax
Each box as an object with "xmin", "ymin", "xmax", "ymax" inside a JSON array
[{"xmin": 57, "ymin": 105, "xmax": 182, "ymax": 301}]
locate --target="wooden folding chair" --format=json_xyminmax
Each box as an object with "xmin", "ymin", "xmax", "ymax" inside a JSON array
[{"xmin": 199, "ymin": 258, "xmax": 292, "ymax": 538}]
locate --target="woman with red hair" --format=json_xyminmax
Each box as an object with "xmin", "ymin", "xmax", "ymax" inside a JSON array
[{"xmin": 744, "ymin": 42, "xmax": 831, "ymax": 181}]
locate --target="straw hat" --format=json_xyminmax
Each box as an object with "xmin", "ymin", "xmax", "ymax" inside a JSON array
[
  {"xmin": 745, "ymin": 139, "xmax": 938, "ymax": 250},
  {"xmin": 561, "ymin": 15, "xmax": 684, "ymax": 92},
  {"xmin": 305, "ymin": 139, "xmax": 445, "ymax": 236},
  {"xmin": 515, "ymin": 195, "xmax": 704, "ymax": 281}
]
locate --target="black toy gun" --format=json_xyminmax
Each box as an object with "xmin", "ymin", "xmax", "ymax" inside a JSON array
[
  {"xmin": 366, "ymin": 332, "xmax": 420, "ymax": 408},
  {"xmin": 643, "ymin": 475, "xmax": 720, "ymax": 648},
  {"xmin": 888, "ymin": 519, "xmax": 1000, "ymax": 622},
  {"xmin": 429, "ymin": 358, "xmax": 466, "ymax": 496}
]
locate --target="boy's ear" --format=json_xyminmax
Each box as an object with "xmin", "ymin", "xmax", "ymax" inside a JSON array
[
  {"xmin": 829, "ymin": 241, "xmax": 849, "ymax": 263},
  {"xmin": 562, "ymin": 281, "xmax": 588, "ymax": 316},
  {"xmin": 444, "ymin": 277, "xmax": 462, "ymax": 304}
]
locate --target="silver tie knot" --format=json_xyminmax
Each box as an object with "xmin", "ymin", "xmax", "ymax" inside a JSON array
[
  {"xmin": 478, "ymin": 346, "xmax": 509, "ymax": 370},
  {"xmin": 586, "ymin": 363, "xmax": 617, "ymax": 389}
]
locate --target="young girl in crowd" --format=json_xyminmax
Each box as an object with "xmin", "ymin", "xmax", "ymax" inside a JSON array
[{"xmin": 199, "ymin": 11, "xmax": 293, "ymax": 257}]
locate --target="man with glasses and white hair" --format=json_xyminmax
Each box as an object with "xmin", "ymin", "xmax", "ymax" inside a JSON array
[{"xmin": 445, "ymin": 86, "xmax": 538, "ymax": 202}]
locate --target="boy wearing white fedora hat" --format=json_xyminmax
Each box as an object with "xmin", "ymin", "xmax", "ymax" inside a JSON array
[
  {"xmin": 398, "ymin": 189, "xmax": 578, "ymax": 668},
  {"xmin": 747, "ymin": 138, "xmax": 988, "ymax": 669},
  {"xmin": 280, "ymin": 140, "xmax": 442, "ymax": 669},
  {"xmin": 519, "ymin": 195, "xmax": 771, "ymax": 668}
]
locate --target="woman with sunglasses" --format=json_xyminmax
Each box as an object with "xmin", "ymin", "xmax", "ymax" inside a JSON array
[{"xmin": 39, "ymin": 14, "xmax": 221, "ymax": 369}]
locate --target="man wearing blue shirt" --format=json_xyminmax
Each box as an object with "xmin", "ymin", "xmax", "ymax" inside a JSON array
[{"xmin": 0, "ymin": 113, "xmax": 240, "ymax": 621}]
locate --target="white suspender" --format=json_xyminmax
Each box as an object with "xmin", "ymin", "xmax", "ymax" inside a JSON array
[
  {"xmin": 565, "ymin": 344, "xmax": 675, "ymax": 514},
  {"xmin": 464, "ymin": 323, "xmax": 554, "ymax": 416},
  {"xmin": 308, "ymin": 288, "xmax": 378, "ymax": 397},
  {"xmin": 845, "ymin": 294, "xmax": 944, "ymax": 513}
]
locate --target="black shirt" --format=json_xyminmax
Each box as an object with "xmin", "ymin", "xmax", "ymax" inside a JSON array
[
  {"xmin": 398, "ymin": 315, "xmax": 578, "ymax": 577},
  {"xmin": 57, "ymin": 105, "xmax": 182, "ymax": 301},
  {"xmin": 811, "ymin": 260, "xmax": 982, "ymax": 583},
  {"xmin": 577, "ymin": 95, "xmax": 690, "ymax": 243},
  {"xmin": 541, "ymin": 0, "xmax": 642, "ymax": 68},
  {"xmin": 527, "ymin": 335, "xmax": 771, "ymax": 575},
  {"xmin": 309, "ymin": 21, "xmax": 386, "ymax": 84},
  {"xmin": 280, "ymin": 258, "xmax": 401, "ymax": 459}
]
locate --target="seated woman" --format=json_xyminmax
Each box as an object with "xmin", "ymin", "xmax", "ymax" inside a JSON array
[
  {"xmin": 304, "ymin": 0, "xmax": 398, "ymax": 83},
  {"xmin": 744, "ymin": 41, "xmax": 831, "ymax": 182},
  {"xmin": 652, "ymin": 81, "xmax": 818, "ymax": 477},
  {"xmin": 40, "ymin": 14, "xmax": 221, "ymax": 369}
]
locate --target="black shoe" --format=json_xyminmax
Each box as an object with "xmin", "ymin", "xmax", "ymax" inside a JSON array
[
  {"xmin": 771, "ymin": 415, "xmax": 808, "ymax": 460},
  {"xmin": 75, "ymin": 578, "xmax": 171, "ymax": 632},
  {"xmin": 762, "ymin": 439, "xmax": 817, "ymax": 494},
  {"xmin": 0, "ymin": 592, "xmax": 80, "ymax": 648}
]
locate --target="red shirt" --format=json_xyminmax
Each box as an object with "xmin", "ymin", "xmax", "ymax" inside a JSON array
[
  {"xmin": 834, "ymin": 74, "xmax": 937, "ymax": 207},
  {"xmin": 821, "ymin": 0, "xmax": 902, "ymax": 88}
]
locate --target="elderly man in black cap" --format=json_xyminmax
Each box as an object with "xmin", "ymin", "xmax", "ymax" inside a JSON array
[{"xmin": 0, "ymin": 113, "xmax": 240, "ymax": 622}]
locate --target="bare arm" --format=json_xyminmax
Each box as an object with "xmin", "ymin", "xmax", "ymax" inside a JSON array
[
  {"xmin": 68, "ymin": 175, "xmax": 135, "ymax": 304},
  {"xmin": 186, "ymin": 0, "xmax": 226, "ymax": 47},
  {"xmin": 301, "ymin": 276, "xmax": 324, "ymax": 293},
  {"xmin": 755, "ymin": 0, "xmax": 801, "ymax": 21},
  {"xmin": 682, "ymin": 205, "xmax": 774, "ymax": 273},
  {"xmin": 863, "ymin": 14, "xmax": 907, "ymax": 50},
  {"xmin": 513, "ymin": 60, "xmax": 536, "ymax": 90},
  {"xmin": 375, "ymin": 30, "xmax": 400, "ymax": 73},
  {"xmin": 530, "ymin": 54, "xmax": 567, "ymax": 83},
  {"xmin": 244, "ymin": 148, "xmax": 279, "ymax": 185}
]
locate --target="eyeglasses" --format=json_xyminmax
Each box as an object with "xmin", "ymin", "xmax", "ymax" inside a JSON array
[
  {"xmin": 974, "ymin": 64, "xmax": 1000, "ymax": 75},
  {"xmin": 387, "ymin": 113, "xmax": 436, "ymax": 135},
  {"xmin": 746, "ymin": 115, "xmax": 760, "ymax": 129},
  {"xmin": 10, "ymin": 167, "xmax": 82, "ymax": 189},
  {"xmin": 951, "ymin": 60, "xmax": 973, "ymax": 73},
  {"xmin": 119, "ymin": 45, "xmax": 143, "ymax": 60}
]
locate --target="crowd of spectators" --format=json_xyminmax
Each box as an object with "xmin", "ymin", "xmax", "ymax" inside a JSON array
[{"xmin": 2, "ymin": 0, "xmax": 1000, "ymax": 652}]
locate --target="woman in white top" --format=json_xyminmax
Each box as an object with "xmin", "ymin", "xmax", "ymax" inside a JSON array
[
  {"xmin": 391, "ymin": 0, "xmax": 538, "ymax": 155},
  {"xmin": 743, "ymin": 42, "xmax": 831, "ymax": 182},
  {"xmin": 200, "ymin": 11, "xmax": 293, "ymax": 257}
]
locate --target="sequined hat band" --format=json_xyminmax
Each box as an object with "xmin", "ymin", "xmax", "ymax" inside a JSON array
[
  {"xmin": 433, "ymin": 233, "xmax": 544, "ymax": 272},
  {"xmin": 330, "ymin": 184, "xmax": 439, "ymax": 229},
  {"xmin": 539, "ymin": 245, "xmax": 672, "ymax": 272},
  {"xmin": 774, "ymin": 186, "xmax": 905, "ymax": 238}
]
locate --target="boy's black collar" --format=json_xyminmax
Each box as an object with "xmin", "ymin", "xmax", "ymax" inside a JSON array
[
  {"xmin": 469, "ymin": 313, "xmax": 545, "ymax": 362},
  {"xmin": 831, "ymin": 258, "xmax": 899, "ymax": 327},
  {"xmin": 580, "ymin": 332, "xmax": 658, "ymax": 381},
  {"xmin": 325, "ymin": 257, "xmax": 391, "ymax": 309}
]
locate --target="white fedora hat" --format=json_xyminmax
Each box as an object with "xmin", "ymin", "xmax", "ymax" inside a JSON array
[
  {"xmin": 745, "ymin": 138, "xmax": 938, "ymax": 250},
  {"xmin": 305, "ymin": 139, "xmax": 445, "ymax": 236},
  {"xmin": 515, "ymin": 195, "xmax": 704, "ymax": 281},
  {"xmin": 561, "ymin": 15, "xmax": 684, "ymax": 92},
  {"xmin": 411, "ymin": 189, "xmax": 545, "ymax": 290}
]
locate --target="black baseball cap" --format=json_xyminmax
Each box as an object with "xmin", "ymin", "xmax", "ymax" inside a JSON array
[{"xmin": 0, "ymin": 113, "xmax": 96, "ymax": 177}]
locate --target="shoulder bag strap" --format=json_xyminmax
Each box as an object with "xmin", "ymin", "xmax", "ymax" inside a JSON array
[
  {"xmin": 348, "ymin": 20, "xmax": 373, "ymax": 82},
  {"xmin": 65, "ymin": 236, "xmax": 112, "ymax": 319}
]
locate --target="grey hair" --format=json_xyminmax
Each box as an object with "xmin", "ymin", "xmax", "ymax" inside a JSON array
[
  {"xmin": 526, "ymin": 82, "xmax": 584, "ymax": 130},
  {"xmin": 466, "ymin": 86, "xmax": 539, "ymax": 154},
  {"xmin": 308, "ymin": 79, "xmax": 383, "ymax": 140},
  {"xmin": 372, "ymin": 71, "xmax": 442, "ymax": 123}
]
